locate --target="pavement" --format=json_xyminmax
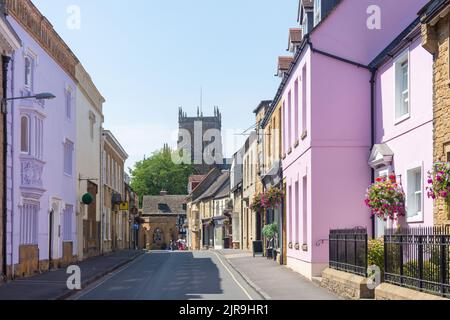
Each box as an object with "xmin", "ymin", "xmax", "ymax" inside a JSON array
[
  {"xmin": 0, "ymin": 249, "xmax": 144, "ymax": 300},
  {"xmin": 70, "ymin": 251, "xmax": 262, "ymax": 300},
  {"xmin": 217, "ymin": 249, "xmax": 339, "ymax": 300}
]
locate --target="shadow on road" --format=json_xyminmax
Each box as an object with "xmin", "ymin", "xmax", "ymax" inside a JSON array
[{"xmin": 77, "ymin": 251, "xmax": 228, "ymax": 300}]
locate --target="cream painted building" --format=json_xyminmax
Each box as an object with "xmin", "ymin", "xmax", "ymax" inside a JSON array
[
  {"xmin": 242, "ymin": 132, "xmax": 259, "ymax": 251},
  {"xmin": 75, "ymin": 64, "xmax": 105, "ymax": 260}
]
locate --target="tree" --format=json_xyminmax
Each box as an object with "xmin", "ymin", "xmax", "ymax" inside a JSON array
[{"xmin": 130, "ymin": 146, "xmax": 195, "ymax": 206}]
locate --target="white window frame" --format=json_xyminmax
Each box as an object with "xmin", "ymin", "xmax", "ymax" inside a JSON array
[
  {"xmin": 394, "ymin": 49, "xmax": 411, "ymax": 124},
  {"xmin": 20, "ymin": 114, "xmax": 31, "ymax": 155},
  {"xmin": 406, "ymin": 163, "xmax": 424, "ymax": 223},
  {"xmin": 24, "ymin": 54, "xmax": 35, "ymax": 91},
  {"xmin": 63, "ymin": 139, "xmax": 74, "ymax": 176},
  {"xmin": 65, "ymin": 87, "xmax": 73, "ymax": 121},
  {"xmin": 63, "ymin": 205, "xmax": 73, "ymax": 242}
]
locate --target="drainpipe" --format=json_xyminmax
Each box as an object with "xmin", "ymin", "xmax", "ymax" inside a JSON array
[
  {"xmin": 2, "ymin": 55, "xmax": 10, "ymax": 280},
  {"xmin": 370, "ymin": 69, "xmax": 377, "ymax": 239}
]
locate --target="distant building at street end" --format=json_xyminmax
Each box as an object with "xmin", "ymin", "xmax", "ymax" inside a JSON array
[
  {"xmin": 142, "ymin": 192, "xmax": 187, "ymax": 250},
  {"xmin": 177, "ymin": 107, "xmax": 225, "ymax": 174}
]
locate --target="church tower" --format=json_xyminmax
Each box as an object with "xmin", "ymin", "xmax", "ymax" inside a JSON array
[{"xmin": 178, "ymin": 107, "xmax": 224, "ymax": 174}]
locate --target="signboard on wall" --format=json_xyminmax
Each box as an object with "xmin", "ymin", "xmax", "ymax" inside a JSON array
[{"xmin": 119, "ymin": 202, "xmax": 129, "ymax": 211}]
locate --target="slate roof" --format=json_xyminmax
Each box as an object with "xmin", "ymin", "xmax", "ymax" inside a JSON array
[
  {"xmin": 142, "ymin": 195, "xmax": 187, "ymax": 215},
  {"xmin": 194, "ymin": 171, "xmax": 230, "ymax": 203},
  {"xmin": 369, "ymin": 17, "xmax": 421, "ymax": 69},
  {"xmin": 214, "ymin": 177, "xmax": 230, "ymax": 200}
]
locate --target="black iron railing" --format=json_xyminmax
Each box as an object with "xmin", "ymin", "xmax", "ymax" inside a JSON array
[
  {"xmin": 384, "ymin": 226, "xmax": 450, "ymax": 298},
  {"xmin": 329, "ymin": 228, "xmax": 368, "ymax": 277}
]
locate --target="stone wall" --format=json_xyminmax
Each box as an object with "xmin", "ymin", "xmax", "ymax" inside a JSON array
[
  {"xmin": 321, "ymin": 268, "xmax": 374, "ymax": 300},
  {"xmin": 375, "ymin": 283, "xmax": 448, "ymax": 300}
]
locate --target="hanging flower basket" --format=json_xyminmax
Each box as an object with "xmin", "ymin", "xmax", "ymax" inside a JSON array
[
  {"xmin": 426, "ymin": 162, "xmax": 450, "ymax": 201},
  {"xmin": 265, "ymin": 187, "xmax": 284, "ymax": 210},
  {"xmin": 365, "ymin": 174, "xmax": 406, "ymax": 221},
  {"xmin": 250, "ymin": 194, "xmax": 264, "ymax": 213}
]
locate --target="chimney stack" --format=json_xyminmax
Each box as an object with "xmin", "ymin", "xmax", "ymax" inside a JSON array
[{"xmin": 160, "ymin": 190, "xmax": 168, "ymax": 196}]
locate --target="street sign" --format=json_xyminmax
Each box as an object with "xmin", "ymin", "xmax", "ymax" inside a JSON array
[
  {"xmin": 133, "ymin": 224, "xmax": 139, "ymax": 230},
  {"xmin": 119, "ymin": 202, "xmax": 129, "ymax": 210}
]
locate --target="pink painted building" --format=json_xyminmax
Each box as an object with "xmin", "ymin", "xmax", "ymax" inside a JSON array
[
  {"xmin": 278, "ymin": 0, "xmax": 430, "ymax": 279},
  {"xmin": 369, "ymin": 19, "xmax": 434, "ymax": 236}
]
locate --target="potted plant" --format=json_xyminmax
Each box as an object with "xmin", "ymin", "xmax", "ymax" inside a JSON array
[
  {"xmin": 365, "ymin": 174, "xmax": 406, "ymax": 221},
  {"xmin": 427, "ymin": 162, "xmax": 450, "ymax": 211},
  {"xmin": 262, "ymin": 223, "xmax": 279, "ymax": 260}
]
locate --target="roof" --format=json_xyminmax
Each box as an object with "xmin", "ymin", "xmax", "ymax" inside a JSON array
[
  {"xmin": 270, "ymin": 1, "xmax": 344, "ymax": 123},
  {"xmin": 253, "ymin": 100, "xmax": 272, "ymax": 114},
  {"xmin": 194, "ymin": 171, "xmax": 230, "ymax": 203},
  {"xmin": 103, "ymin": 130, "xmax": 129, "ymax": 160},
  {"xmin": 189, "ymin": 175, "xmax": 205, "ymax": 183},
  {"xmin": 189, "ymin": 167, "xmax": 222, "ymax": 201},
  {"xmin": 419, "ymin": 0, "xmax": 450, "ymax": 23},
  {"xmin": 214, "ymin": 177, "xmax": 230, "ymax": 199},
  {"xmin": 369, "ymin": 17, "xmax": 421, "ymax": 69},
  {"xmin": 142, "ymin": 194, "xmax": 187, "ymax": 215}
]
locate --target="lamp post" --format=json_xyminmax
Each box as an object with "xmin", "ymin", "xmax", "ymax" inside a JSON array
[
  {"xmin": 1, "ymin": 92, "xmax": 56, "ymax": 113},
  {"xmin": 1, "ymin": 91, "xmax": 55, "ymax": 280}
]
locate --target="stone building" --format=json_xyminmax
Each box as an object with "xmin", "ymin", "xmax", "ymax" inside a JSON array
[
  {"xmin": 102, "ymin": 130, "xmax": 128, "ymax": 253},
  {"xmin": 420, "ymin": 0, "xmax": 450, "ymax": 226},
  {"xmin": 142, "ymin": 192, "xmax": 187, "ymax": 250},
  {"xmin": 192, "ymin": 171, "xmax": 230, "ymax": 249},
  {"xmin": 0, "ymin": 6, "xmax": 20, "ymax": 282},
  {"xmin": 178, "ymin": 107, "xmax": 224, "ymax": 174},
  {"xmin": 230, "ymin": 147, "xmax": 244, "ymax": 250},
  {"xmin": 186, "ymin": 168, "xmax": 221, "ymax": 250}
]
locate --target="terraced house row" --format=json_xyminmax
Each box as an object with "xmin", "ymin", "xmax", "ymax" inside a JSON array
[
  {"xmin": 186, "ymin": 0, "xmax": 450, "ymax": 299},
  {"xmin": 0, "ymin": 0, "xmax": 139, "ymax": 282}
]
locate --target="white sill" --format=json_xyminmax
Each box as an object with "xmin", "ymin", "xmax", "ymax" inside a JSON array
[
  {"xmin": 394, "ymin": 113, "xmax": 410, "ymax": 125},
  {"xmin": 406, "ymin": 213, "xmax": 424, "ymax": 224}
]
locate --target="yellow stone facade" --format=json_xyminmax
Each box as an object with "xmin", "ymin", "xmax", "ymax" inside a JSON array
[{"xmin": 422, "ymin": 7, "xmax": 450, "ymax": 226}]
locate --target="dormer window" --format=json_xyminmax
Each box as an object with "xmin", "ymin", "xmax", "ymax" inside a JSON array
[{"xmin": 314, "ymin": 0, "xmax": 321, "ymax": 27}]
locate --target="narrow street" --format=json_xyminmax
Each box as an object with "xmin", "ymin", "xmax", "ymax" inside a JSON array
[{"xmin": 71, "ymin": 251, "xmax": 262, "ymax": 300}]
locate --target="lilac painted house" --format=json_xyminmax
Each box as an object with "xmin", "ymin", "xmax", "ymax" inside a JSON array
[
  {"xmin": 369, "ymin": 18, "xmax": 434, "ymax": 236},
  {"xmin": 278, "ymin": 0, "xmax": 430, "ymax": 279},
  {"xmin": 4, "ymin": 2, "xmax": 79, "ymax": 277}
]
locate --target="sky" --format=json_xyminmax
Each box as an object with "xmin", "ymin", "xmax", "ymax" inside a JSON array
[{"xmin": 32, "ymin": 0, "xmax": 299, "ymax": 170}]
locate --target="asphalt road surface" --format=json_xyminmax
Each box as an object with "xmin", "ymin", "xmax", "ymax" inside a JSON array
[{"xmin": 71, "ymin": 251, "xmax": 262, "ymax": 300}]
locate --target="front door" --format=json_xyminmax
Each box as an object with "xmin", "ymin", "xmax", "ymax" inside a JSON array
[{"xmin": 50, "ymin": 200, "xmax": 62, "ymax": 266}]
